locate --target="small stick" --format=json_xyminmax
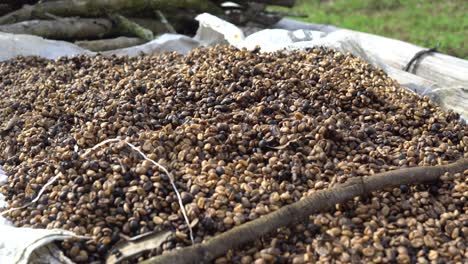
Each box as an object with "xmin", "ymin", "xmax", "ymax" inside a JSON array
[{"xmin": 141, "ymin": 158, "xmax": 468, "ymax": 264}]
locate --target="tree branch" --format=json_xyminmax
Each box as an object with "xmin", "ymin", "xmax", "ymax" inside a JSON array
[
  {"xmin": 141, "ymin": 158, "xmax": 468, "ymax": 264},
  {"xmin": 0, "ymin": 18, "xmax": 113, "ymax": 40},
  {"xmin": 0, "ymin": 0, "xmax": 223, "ymax": 25},
  {"xmin": 110, "ymin": 14, "xmax": 154, "ymax": 41}
]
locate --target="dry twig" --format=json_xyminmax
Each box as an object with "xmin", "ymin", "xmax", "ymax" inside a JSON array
[{"xmin": 141, "ymin": 158, "xmax": 468, "ymax": 264}]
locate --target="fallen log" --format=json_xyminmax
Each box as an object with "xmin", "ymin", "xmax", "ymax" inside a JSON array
[
  {"xmin": 75, "ymin": 37, "xmax": 146, "ymax": 51},
  {"xmin": 0, "ymin": 16, "xmax": 174, "ymax": 41},
  {"xmin": 141, "ymin": 158, "xmax": 468, "ymax": 264},
  {"xmin": 0, "ymin": 18, "xmax": 113, "ymax": 40},
  {"xmin": 0, "ymin": 0, "xmax": 223, "ymax": 25}
]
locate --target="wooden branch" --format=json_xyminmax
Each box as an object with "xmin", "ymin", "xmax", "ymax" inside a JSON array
[
  {"xmin": 0, "ymin": 0, "xmax": 223, "ymax": 25},
  {"xmin": 141, "ymin": 159, "xmax": 468, "ymax": 264},
  {"xmin": 128, "ymin": 17, "xmax": 176, "ymax": 36},
  {"xmin": 75, "ymin": 37, "xmax": 146, "ymax": 51},
  {"xmin": 129, "ymin": 18, "xmax": 175, "ymax": 35},
  {"xmin": 0, "ymin": 16, "xmax": 173, "ymax": 41},
  {"xmin": 0, "ymin": 18, "xmax": 113, "ymax": 40},
  {"xmin": 110, "ymin": 14, "xmax": 153, "ymax": 41},
  {"xmin": 155, "ymin": 10, "xmax": 176, "ymax": 34}
]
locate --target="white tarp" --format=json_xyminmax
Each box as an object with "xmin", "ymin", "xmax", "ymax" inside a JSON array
[
  {"xmin": 0, "ymin": 163, "xmax": 78, "ymax": 263},
  {"xmin": 0, "ymin": 225, "xmax": 78, "ymax": 264},
  {"xmin": 0, "ymin": 33, "xmax": 92, "ymax": 60},
  {"xmin": 0, "ymin": 12, "xmax": 467, "ymax": 264}
]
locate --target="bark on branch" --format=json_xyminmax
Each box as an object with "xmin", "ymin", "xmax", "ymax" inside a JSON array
[
  {"xmin": 0, "ymin": 17, "xmax": 172, "ymax": 41},
  {"xmin": 110, "ymin": 14, "xmax": 153, "ymax": 41},
  {"xmin": 0, "ymin": 0, "xmax": 223, "ymax": 25},
  {"xmin": 0, "ymin": 18, "xmax": 113, "ymax": 40},
  {"xmin": 128, "ymin": 18, "xmax": 173, "ymax": 35},
  {"xmin": 141, "ymin": 158, "xmax": 468, "ymax": 264}
]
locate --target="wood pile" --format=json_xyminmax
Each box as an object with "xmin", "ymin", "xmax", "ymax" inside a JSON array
[{"xmin": 0, "ymin": 0, "xmax": 299, "ymax": 51}]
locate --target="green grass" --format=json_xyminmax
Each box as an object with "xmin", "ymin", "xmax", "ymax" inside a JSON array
[{"xmin": 272, "ymin": 0, "xmax": 467, "ymax": 59}]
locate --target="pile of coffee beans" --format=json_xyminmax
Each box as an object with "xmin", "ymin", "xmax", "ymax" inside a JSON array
[{"xmin": 0, "ymin": 46, "xmax": 466, "ymax": 263}]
